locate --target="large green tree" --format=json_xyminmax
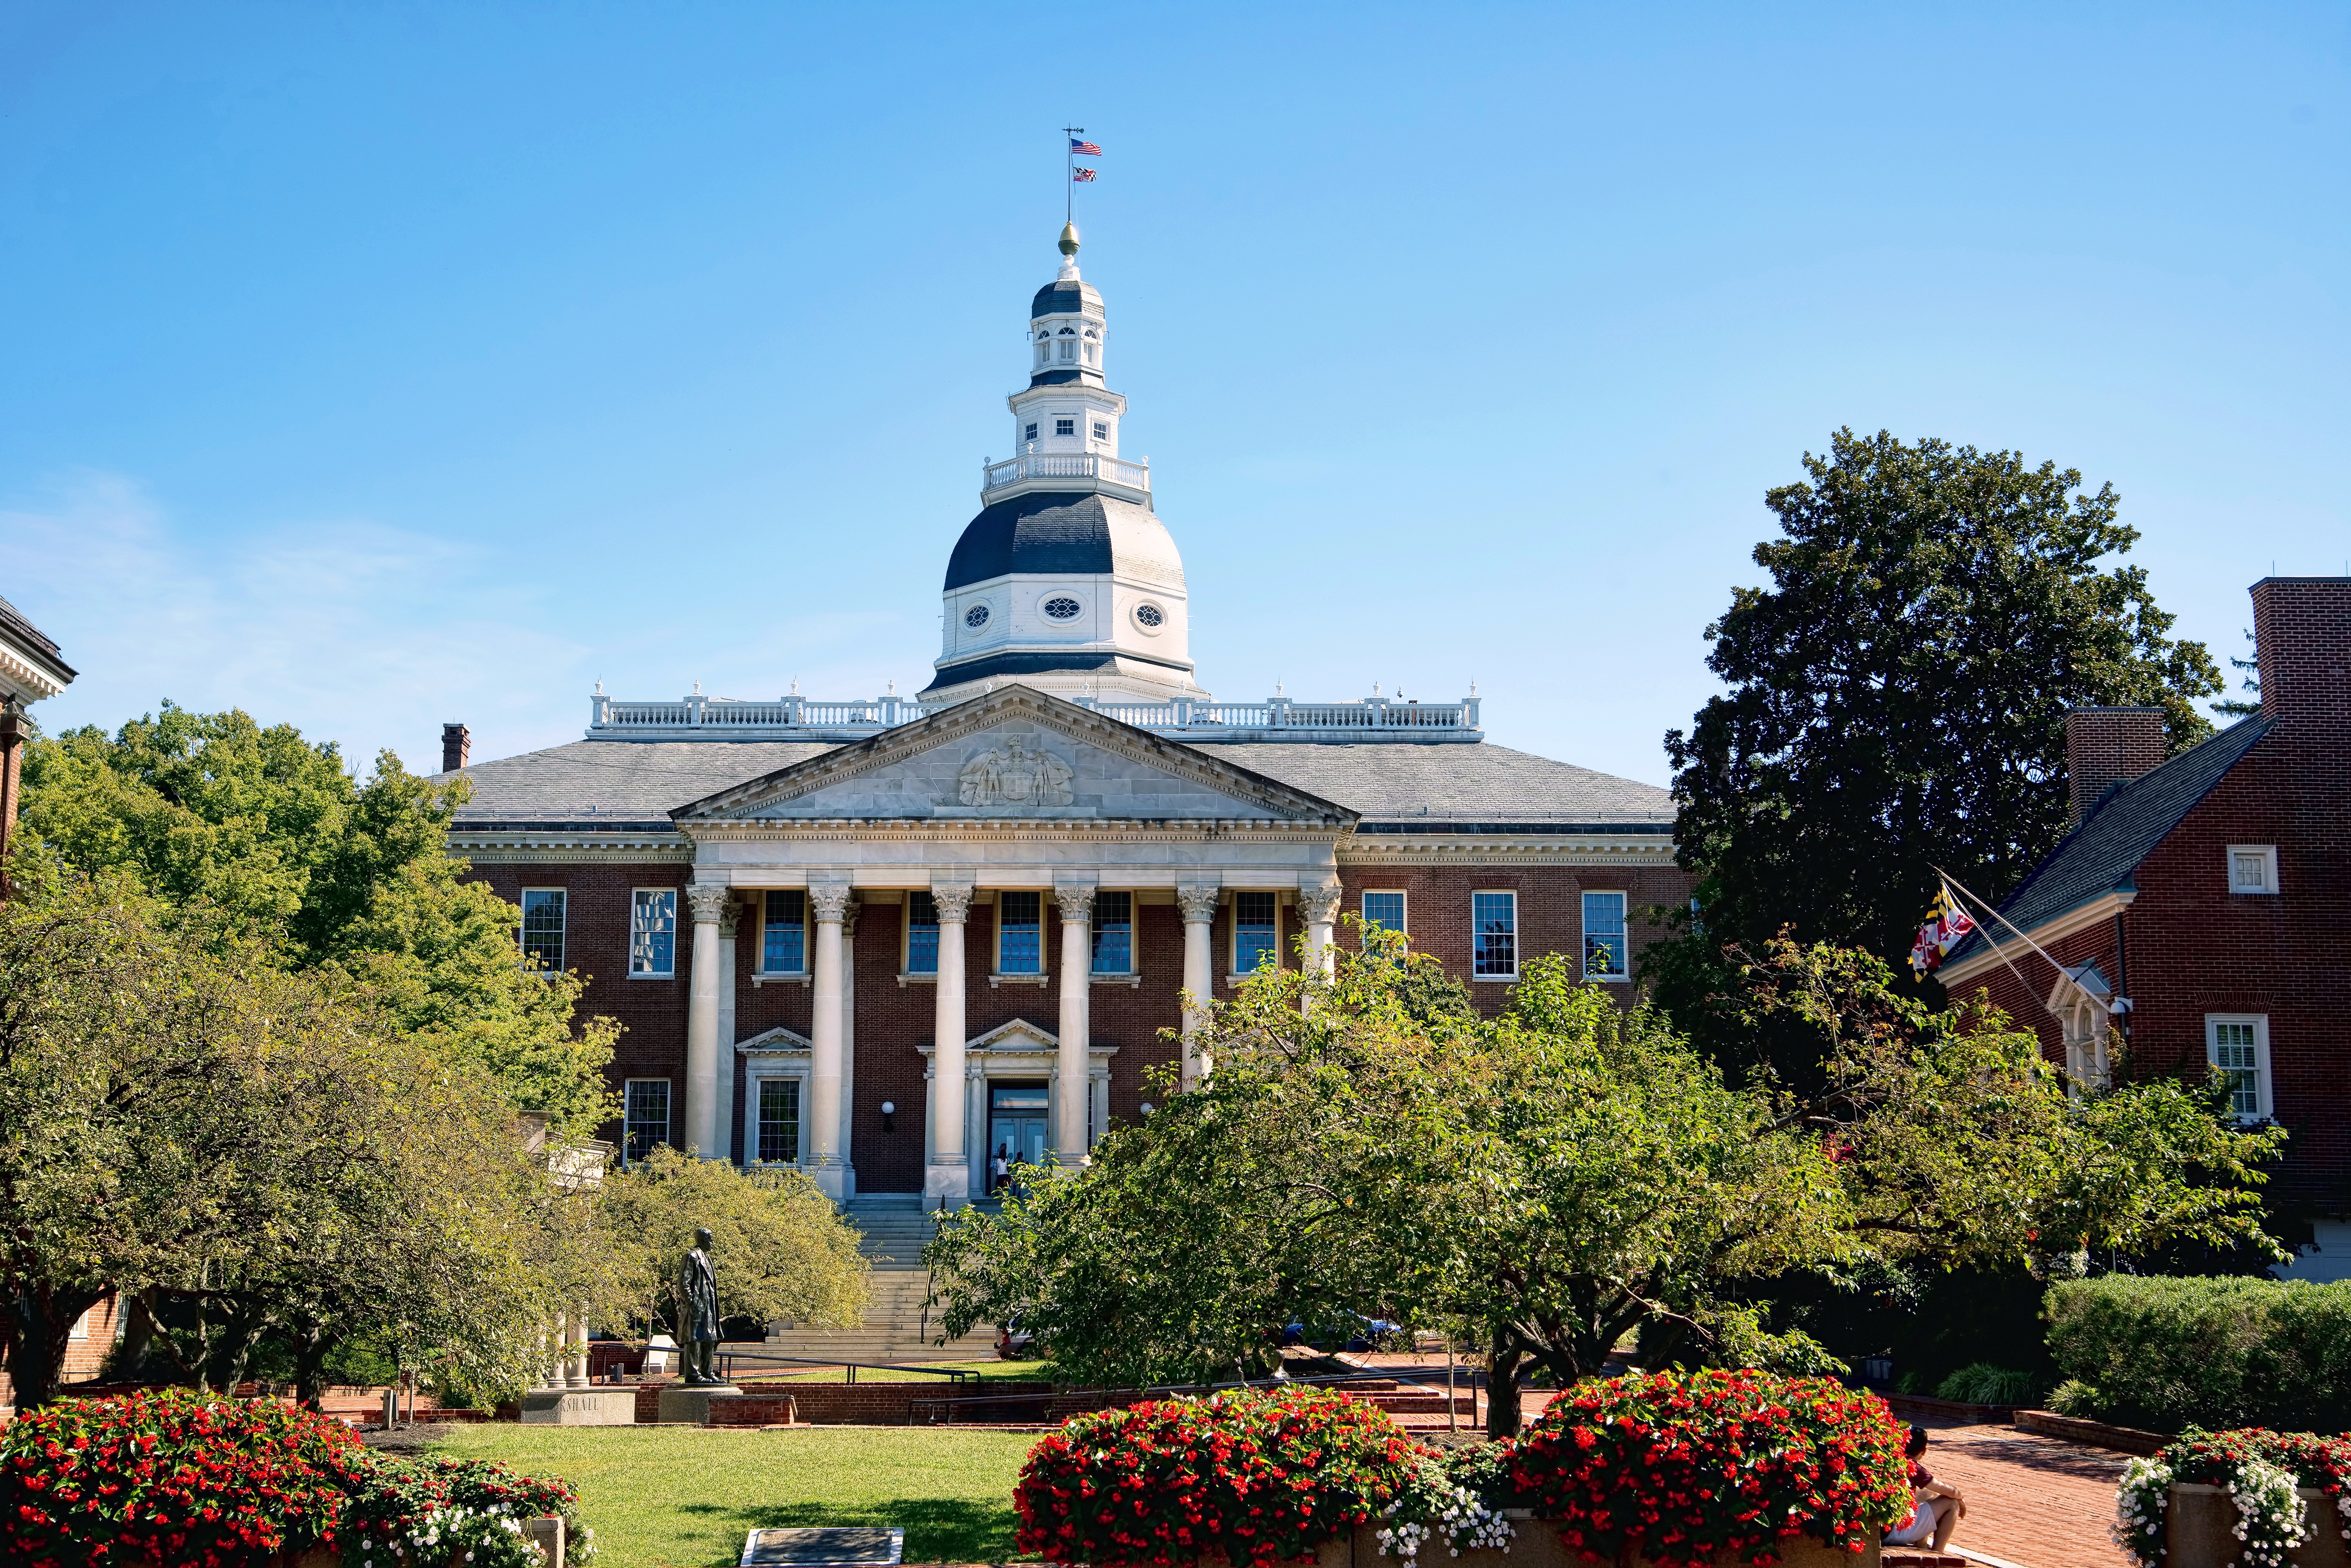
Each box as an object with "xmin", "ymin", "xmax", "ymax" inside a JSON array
[
  {"xmin": 16, "ymin": 704, "xmax": 615, "ymax": 1134},
  {"xmin": 1654, "ymin": 430, "xmax": 2220, "ymax": 1064}
]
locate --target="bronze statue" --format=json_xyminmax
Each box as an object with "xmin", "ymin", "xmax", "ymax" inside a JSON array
[{"xmin": 676, "ymin": 1225, "xmax": 723, "ymax": 1385}]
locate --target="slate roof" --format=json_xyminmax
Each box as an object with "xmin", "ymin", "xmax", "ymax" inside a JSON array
[
  {"xmin": 942, "ymin": 491, "xmax": 1173, "ymax": 591},
  {"xmin": 442, "ymin": 736, "xmax": 1673, "ymax": 832},
  {"xmin": 1031, "ymin": 280, "xmax": 1103, "ymax": 318},
  {"xmin": 1944, "ymin": 714, "xmax": 2273, "ymax": 963},
  {"xmin": 0, "ymin": 591, "xmax": 75, "ymax": 682}
]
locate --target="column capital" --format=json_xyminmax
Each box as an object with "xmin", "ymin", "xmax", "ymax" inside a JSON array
[
  {"xmin": 1176, "ymin": 884, "xmax": 1221, "ymax": 925},
  {"xmin": 1296, "ymin": 881, "xmax": 1342, "ymax": 925},
  {"xmin": 686, "ymin": 883, "xmax": 732, "ymax": 925},
  {"xmin": 931, "ymin": 883, "xmax": 976, "ymax": 924},
  {"xmin": 809, "ymin": 884, "xmax": 854, "ymax": 924},
  {"xmin": 718, "ymin": 896, "xmax": 746, "ymax": 939},
  {"xmin": 1051, "ymin": 883, "xmax": 1096, "ymax": 925}
]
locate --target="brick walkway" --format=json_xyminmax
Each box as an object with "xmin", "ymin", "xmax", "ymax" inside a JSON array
[{"xmin": 1916, "ymin": 1420, "xmax": 2128, "ymax": 1568}]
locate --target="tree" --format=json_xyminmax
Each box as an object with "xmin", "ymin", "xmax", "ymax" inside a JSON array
[
  {"xmin": 2215, "ymin": 628, "xmax": 2263, "ymax": 719},
  {"xmin": 1656, "ymin": 431, "xmax": 2220, "ymax": 1066},
  {"xmin": 926, "ymin": 933, "xmax": 2282, "ymax": 1434},
  {"xmin": 16, "ymin": 704, "xmax": 616, "ymax": 1135},
  {"xmin": 596, "ymin": 1148, "xmax": 870, "ymax": 1339}
]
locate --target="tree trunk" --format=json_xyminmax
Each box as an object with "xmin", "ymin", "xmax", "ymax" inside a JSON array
[
  {"xmin": 4, "ymin": 1283, "xmax": 108, "ymax": 1408},
  {"xmin": 1485, "ymin": 1325, "xmax": 1526, "ymax": 1439},
  {"xmin": 118, "ymin": 1291, "xmax": 157, "ymax": 1376},
  {"xmin": 290, "ymin": 1317, "xmax": 332, "ymax": 1410}
]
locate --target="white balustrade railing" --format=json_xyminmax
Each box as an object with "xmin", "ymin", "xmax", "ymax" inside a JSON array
[
  {"xmin": 588, "ymin": 690, "xmax": 1480, "ymax": 740},
  {"xmin": 981, "ymin": 451, "xmax": 1151, "ymax": 496}
]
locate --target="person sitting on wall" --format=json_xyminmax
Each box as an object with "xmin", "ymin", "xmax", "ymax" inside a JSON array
[{"xmin": 1884, "ymin": 1424, "xmax": 1967, "ymax": 1552}]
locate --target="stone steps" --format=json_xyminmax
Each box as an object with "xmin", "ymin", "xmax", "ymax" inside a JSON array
[{"xmin": 761, "ymin": 1198, "xmax": 998, "ymax": 1364}]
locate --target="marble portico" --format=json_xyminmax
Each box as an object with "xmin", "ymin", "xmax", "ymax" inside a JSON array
[{"xmin": 670, "ymin": 684, "xmax": 1351, "ymax": 1203}]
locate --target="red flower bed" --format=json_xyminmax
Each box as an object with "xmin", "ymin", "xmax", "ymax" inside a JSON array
[
  {"xmin": 2160, "ymin": 1427, "xmax": 2351, "ymax": 1495},
  {"xmin": 0, "ymin": 1387, "xmax": 365, "ymax": 1568},
  {"xmin": 1510, "ymin": 1369, "xmax": 1911, "ymax": 1568},
  {"xmin": 1015, "ymin": 1384, "xmax": 1421, "ymax": 1568}
]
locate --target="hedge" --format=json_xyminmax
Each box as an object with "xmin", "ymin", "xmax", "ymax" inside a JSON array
[{"xmin": 2045, "ymin": 1275, "xmax": 2351, "ymax": 1434}]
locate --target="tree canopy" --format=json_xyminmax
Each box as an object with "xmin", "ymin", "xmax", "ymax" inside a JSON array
[
  {"xmin": 1654, "ymin": 431, "xmax": 2220, "ymax": 1062},
  {"xmin": 926, "ymin": 932, "xmax": 2281, "ymax": 1433},
  {"xmin": 16, "ymin": 704, "xmax": 615, "ymax": 1134}
]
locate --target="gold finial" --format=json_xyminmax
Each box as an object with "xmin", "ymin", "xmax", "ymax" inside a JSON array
[{"xmin": 1058, "ymin": 220, "xmax": 1080, "ymax": 257}]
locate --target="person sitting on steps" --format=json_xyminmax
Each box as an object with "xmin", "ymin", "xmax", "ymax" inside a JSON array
[{"xmin": 1884, "ymin": 1424, "xmax": 1967, "ymax": 1552}]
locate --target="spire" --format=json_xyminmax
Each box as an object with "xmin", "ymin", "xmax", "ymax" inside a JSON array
[{"xmin": 1057, "ymin": 221, "xmax": 1081, "ymax": 281}]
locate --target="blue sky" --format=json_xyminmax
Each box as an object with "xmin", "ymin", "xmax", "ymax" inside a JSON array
[{"xmin": 2, "ymin": 3, "xmax": 2345, "ymax": 786}]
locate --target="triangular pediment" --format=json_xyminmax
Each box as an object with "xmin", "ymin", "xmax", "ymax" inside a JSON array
[{"xmin": 670, "ymin": 685, "xmax": 1353, "ymax": 825}]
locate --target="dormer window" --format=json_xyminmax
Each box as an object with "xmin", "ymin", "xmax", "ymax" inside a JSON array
[{"xmin": 1055, "ymin": 417, "xmax": 1076, "ymax": 436}]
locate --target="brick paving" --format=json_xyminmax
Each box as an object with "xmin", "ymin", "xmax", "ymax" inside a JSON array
[{"xmin": 1915, "ymin": 1420, "xmax": 2129, "ymax": 1568}]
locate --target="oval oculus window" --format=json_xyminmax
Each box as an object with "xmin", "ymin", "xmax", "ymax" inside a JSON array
[
  {"xmin": 963, "ymin": 604, "xmax": 990, "ymax": 629},
  {"xmin": 1134, "ymin": 603, "xmax": 1166, "ymax": 629},
  {"xmin": 1042, "ymin": 596, "xmax": 1082, "ymax": 620}
]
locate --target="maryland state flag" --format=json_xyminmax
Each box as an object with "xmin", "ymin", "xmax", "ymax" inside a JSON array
[{"xmin": 1908, "ymin": 884, "xmax": 1978, "ymax": 978}]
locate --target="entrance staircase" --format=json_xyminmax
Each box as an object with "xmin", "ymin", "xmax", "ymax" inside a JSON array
[{"xmin": 762, "ymin": 1196, "xmax": 998, "ymax": 1364}]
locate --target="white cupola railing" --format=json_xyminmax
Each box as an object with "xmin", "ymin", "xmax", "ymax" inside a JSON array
[
  {"xmin": 586, "ymin": 689, "xmax": 1482, "ymax": 743},
  {"xmin": 982, "ymin": 451, "xmax": 1150, "ymax": 501}
]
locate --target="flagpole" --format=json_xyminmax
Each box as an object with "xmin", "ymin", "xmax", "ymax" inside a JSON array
[
  {"xmin": 1063, "ymin": 124, "xmax": 1084, "ymax": 225},
  {"xmin": 1932, "ymin": 865, "xmax": 2122, "ymax": 1018}
]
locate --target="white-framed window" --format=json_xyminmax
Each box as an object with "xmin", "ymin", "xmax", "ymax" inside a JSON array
[
  {"xmin": 630, "ymin": 889, "xmax": 676, "ymax": 977},
  {"xmin": 762, "ymin": 890, "xmax": 809, "ymax": 974},
  {"xmin": 1035, "ymin": 340, "xmax": 1048, "ymax": 367},
  {"xmin": 1233, "ymin": 890, "xmax": 1280, "ymax": 973},
  {"xmin": 1083, "ymin": 341, "xmax": 1098, "ymax": 364},
  {"xmin": 1472, "ymin": 891, "xmax": 1517, "ymax": 979},
  {"xmin": 623, "ymin": 1078, "xmax": 671, "ymax": 1162},
  {"xmin": 1057, "ymin": 340, "xmax": 1075, "ymax": 362},
  {"xmin": 520, "ymin": 888, "xmax": 567, "ymax": 972},
  {"xmin": 754, "ymin": 1077, "xmax": 803, "ymax": 1165},
  {"xmin": 1583, "ymin": 891, "xmax": 1630, "ymax": 981},
  {"xmin": 2207, "ymin": 1015, "xmax": 2272, "ymax": 1121},
  {"xmin": 1092, "ymin": 421, "xmax": 1108, "ymax": 439},
  {"xmin": 905, "ymin": 892, "xmax": 941, "ymax": 975},
  {"xmin": 2228, "ymin": 845, "xmax": 2279, "ymax": 896},
  {"xmin": 1055, "ymin": 416, "xmax": 1076, "ymax": 434},
  {"xmin": 1361, "ymin": 891, "xmax": 1406, "ymax": 936},
  {"xmin": 1091, "ymin": 891, "xmax": 1134, "ymax": 975},
  {"xmin": 999, "ymin": 891, "xmax": 1044, "ymax": 975},
  {"xmin": 1024, "ymin": 421, "xmax": 1039, "ymax": 441}
]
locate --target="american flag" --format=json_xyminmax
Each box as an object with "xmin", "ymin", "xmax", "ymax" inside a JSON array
[
  {"xmin": 1070, "ymin": 139, "xmax": 1102, "ymax": 155},
  {"xmin": 1072, "ymin": 168, "xmax": 1097, "ymax": 182}
]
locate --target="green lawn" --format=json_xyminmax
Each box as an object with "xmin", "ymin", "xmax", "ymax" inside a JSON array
[{"xmin": 425, "ymin": 1424, "xmax": 1039, "ymax": 1568}]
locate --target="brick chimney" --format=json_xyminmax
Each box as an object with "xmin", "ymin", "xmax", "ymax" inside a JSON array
[
  {"xmin": 2251, "ymin": 576, "xmax": 2351, "ymax": 737},
  {"xmin": 2065, "ymin": 707, "xmax": 2167, "ymax": 826},
  {"xmin": 441, "ymin": 723, "xmax": 471, "ymax": 773}
]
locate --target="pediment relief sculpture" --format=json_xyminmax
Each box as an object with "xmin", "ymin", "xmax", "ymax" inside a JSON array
[{"xmin": 955, "ymin": 739, "xmax": 1075, "ymax": 808}]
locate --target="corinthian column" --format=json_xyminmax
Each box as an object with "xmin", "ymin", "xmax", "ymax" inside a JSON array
[
  {"xmin": 1177, "ymin": 884, "xmax": 1220, "ymax": 1090},
  {"xmin": 685, "ymin": 883, "xmax": 731, "ymax": 1158},
  {"xmin": 928, "ymin": 883, "xmax": 974, "ymax": 1208},
  {"xmin": 1298, "ymin": 880, "xmax": 1342, "ymax": 985},
  {"xmin": 808, "ymin": 882, "xmax": 852, "ymax": 1202},
  {"xmin": 1051, "ymin": 884, "xmax": 1095, "ymax": 1166},
  {"xmin": 717, "ymin": 896, "xmax": 742, "ymax": 1163}
]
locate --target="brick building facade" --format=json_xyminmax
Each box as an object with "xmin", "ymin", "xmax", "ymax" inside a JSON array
[
  {"xmin": 1940, "ymin": 577, "xmax": 2351, "ymax": 1275},
  {"xmin": 441, "ymin": 227, "xmax": 1694, "ymax": 1205}
]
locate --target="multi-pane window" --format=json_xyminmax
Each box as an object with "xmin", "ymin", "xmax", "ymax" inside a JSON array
[
  {"xmin": 1057, "ymin": 340, "xmax": 1075, "ymax": 362},
  {"xmin": 763, "ymin": 890, "xmax": 808, "ymax": 974},
  {"xmin": 1583, "ymin": 892, "xmax": 1629, "ymax": 980},
  {"xmin": 906, "ymin": 892, "xmax": 940, "ymax": 975},
  {"xmin": 2208, "ymin": 1017, "xmax": 2270, "ymax": 1121},
  {"xmin": 1473, "ymin": 892, "xmax": 1517, "ymax": 978},
  {"xmin": 2229, "ymin": 846, "xmax": 2278, "ymax": 895},
  {"xmin": 1362, "ymin": 891, "xmax": 1406, "ymax": 935},
  {"xmin": 1025, "ymin": 421, "xmax": 1039, "ymax": 441},
  {"xmin": 1234, "ymin": 891, "xmax": 1279, "ymax": 973},
  {"xmin": 521, "ymin": 889, "xmax": 567, "ymax": 972},
  {"xmin": 1091, "ymin": 420, "xmax": 1108, "ymax": 439},
  {"xmin": 756, "ymin": 1079, "xmax": 802, "ymax": 1164},
  {"xmin": 999, "ymin": 891, "xmax": 1043, "ymax": 974},
  {"xmin": 623, "ymin": 1079, "xmax": 670, "ymax": 1162},
  {"xmin": 1055, "ymin": 416, "xmax": 1076, "ymax": 434},
  {"xmin": 630, "ymin": 889, "xmax": 676, "ymax": 976},
  {"xmin": 1091, "ymin": 891, "xmax": 1133, "ymax": 974}
]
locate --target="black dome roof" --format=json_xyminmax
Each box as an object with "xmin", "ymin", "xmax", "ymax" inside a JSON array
[
  {"xmin": 943, "ymin": 491, "xmax": 1181, "ymax": 593},
  {"xmin": 1031, "ymin": 279, "xmax": 1101, "ymax": 319}
]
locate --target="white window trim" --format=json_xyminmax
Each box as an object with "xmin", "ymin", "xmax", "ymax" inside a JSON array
[
  {"xmin": 1471, "ymin": 888, "xmax": 1519, "ymax": 981},
  {"xmin": 901, "ymin": 892, "xmax": 942, "ymax": 983},
  {"xmin": 2227, "ymin": 844, "xmax": 2280, "ymax": 896},
  {"xmin": 1229, "ymin": 889, "xmax": 1284, "ymax": 979},
  {"xmin": 1089, "ymin": 889, "xmax": 1138, "ymax": 979},
  {"xmin": 994, "ymin": 890, "xmax": 1049, "ymax": 984},
  {"xmin": 760, "ymin": 890, "xmax": 810, "ymax": 977},
  {"xmin": 622, "ymin": 1076, "xmax": 673, "ymax": 1161},
  {"xmin": 1582, "ymin": 889, "xmax": 1632, "ymax": 984},
  {"xmin": 629, "ymin": 887, "xmax": 677, "ymax": 979},
  {"xmin": 520, "ymin": 886, "xmax": 567, "ymax": 972},
  {"xmin": 1360, "ymin": 889, "xmax": 1408, "ymax": 938},
  {"xmin": 2205, "ymin": 1014, "xmax": 2273, "ymax": 1121},
  {"xmin": 747, "ymin": 1071, "xmax": 810, "ymax": 1167}
]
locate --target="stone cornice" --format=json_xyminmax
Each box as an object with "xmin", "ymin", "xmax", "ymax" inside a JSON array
[
  {"xmin": 448, "ymin": 832, "xmax": 692, "ymax": 864},
  {"xmin": 1338, "ymin": 833, "xmax": 1676, "ymax": 868},
  {"xmin": 0, "ymin": 636, "xmax": 72, "ymax": 704},
  {"xmin": 683, "ymin": 819, "xmax": 1346, "ymax": 846}
]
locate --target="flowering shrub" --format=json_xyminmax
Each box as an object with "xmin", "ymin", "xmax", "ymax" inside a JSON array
[
  {"xmin": 0, "ymin": 1387, "xmax": 365, "ymax": 1567},
  {"xmin": 339, "ymin": 1454, "xmax": 592, "ymax": 1568},
  {"xmin": 1509, "ymin": 1369, "xmax": 1911, "ymax": 1568},
  {"xmin": 2113, "ymin": 1428, "xmax": 2351, "ymax": 1568},
  {"xmin": 1015, "ymin": 1384, "xmax": 1421, "ymax": 1568},
  {"xmin": 1375, "ymin": 1445, "xmax": 1515, "ymax": 1566}
]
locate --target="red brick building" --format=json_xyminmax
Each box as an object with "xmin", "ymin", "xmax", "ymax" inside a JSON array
[
  {"xmin": 1939, "ymin": 577, "xmax": 2351, "ymax": 1275},
  {"xmin": 439, "ymin": 227, "xmax": 1694, "ymax": 1206}
]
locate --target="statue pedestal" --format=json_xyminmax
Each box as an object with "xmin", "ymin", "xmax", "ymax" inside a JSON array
[
  {"xmin": 520, "ymin": 1386, "xmax": 637, "ymax": 1425},
  {"xmin": 657, "ymin": 1383, "xmax": 744, "ymax": 1426}
]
